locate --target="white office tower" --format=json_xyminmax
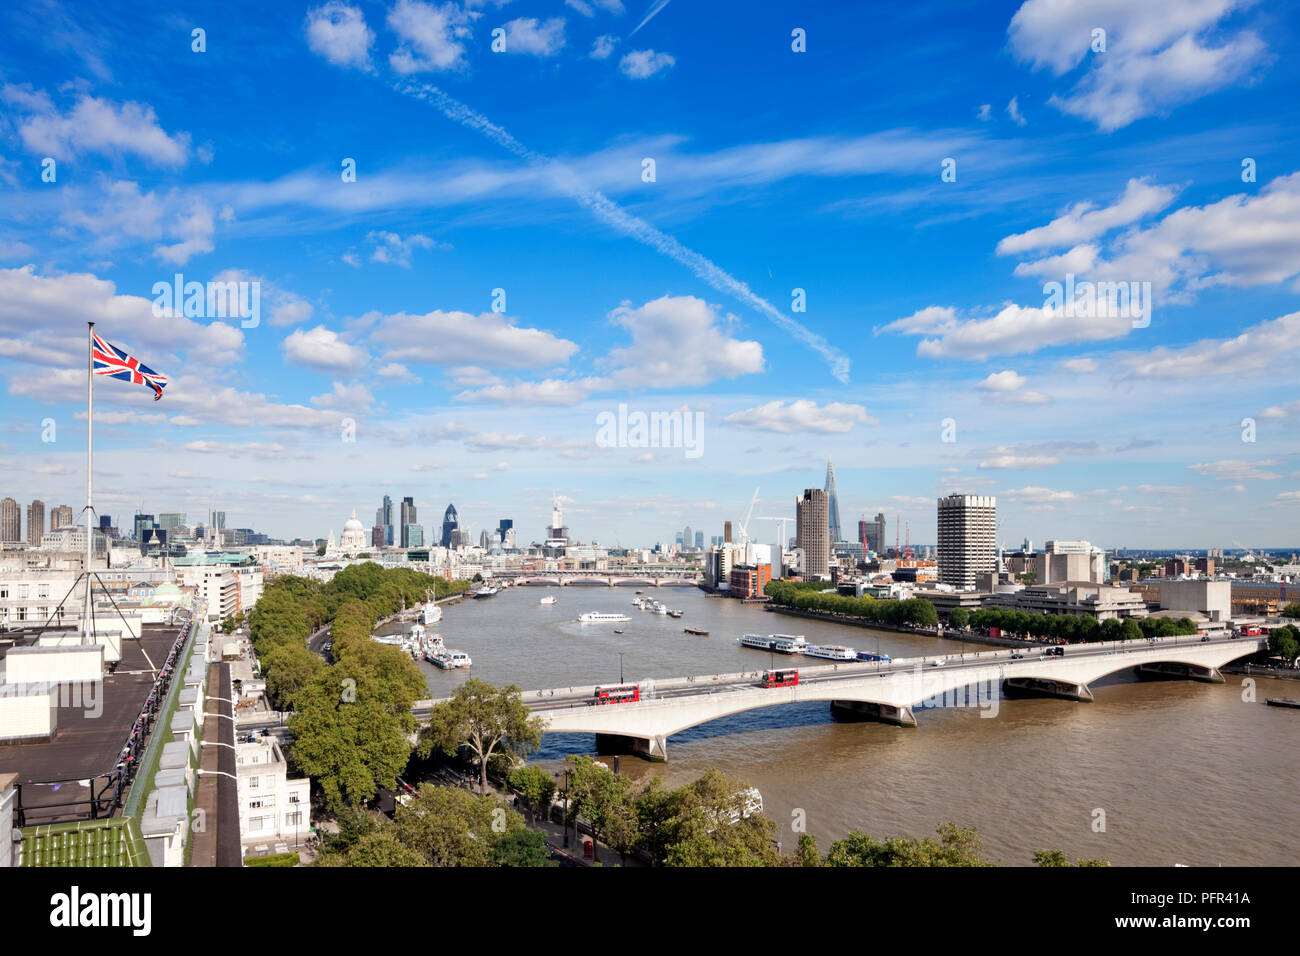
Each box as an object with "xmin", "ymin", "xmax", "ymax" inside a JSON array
[{"xmin": 936, "ymin": 494, "xmax": 996, "ymax": 589}]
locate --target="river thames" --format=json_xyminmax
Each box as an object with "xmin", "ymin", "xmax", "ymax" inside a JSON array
[{"xmin": 410, "ymin": 584, "xmax": 1297, "ymax": 867}]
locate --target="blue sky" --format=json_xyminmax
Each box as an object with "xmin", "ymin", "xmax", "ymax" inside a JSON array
[{"xmin": 1, "ymin": 0, "xmax": 1298, "ymax": 550}]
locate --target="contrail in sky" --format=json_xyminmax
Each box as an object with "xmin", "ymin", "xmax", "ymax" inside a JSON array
[
  {"xmin": 629, "ymin": 0, "xmax": 672, "ymax": 37},
  {"xmin": 397, "ymin": 81, "xmax": 852, "ymax": 383}
]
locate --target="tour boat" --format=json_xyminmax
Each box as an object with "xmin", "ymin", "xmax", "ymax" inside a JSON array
[
  {"xmin": 420, "ymin": 602, "xmax": 443, "ymax": 625},
  {"xmin": 540, "ymin": 595, "xmax": 557, "ymax": 605},
  {"xmin": 431, "ymin": 649, "xmax": 472, "ymax": 669},
  {"xmin": 803, "ymin": 644, "xmax": 857, "ymax": 661},
  {"xmin": 579, "ymin": 611, "xmax": 631, "ymax": 624},
  {"xmin": 739, "ymin": 633, "xmax": 808, "ymax": 653}
]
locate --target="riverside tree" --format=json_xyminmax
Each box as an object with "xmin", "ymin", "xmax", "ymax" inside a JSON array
[{"xmin": 419, "ymin": 678, "xmax": 545, "ymax": 795}]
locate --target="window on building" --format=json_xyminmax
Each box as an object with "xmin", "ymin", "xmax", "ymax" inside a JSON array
[
  {"xmin": 17, "ymin": 585, "xmax": 28, "ymax": 599},
  {"xmin": 38, "ymin": 584, "xmax": 49, "ymax": 598},
  {"xmin": 285, "ymin": 812, "xmax": 302, "ymax": 827},
  {"xmin": 249, "ymin": 776, "xmax": 259, "ymax": 788}
]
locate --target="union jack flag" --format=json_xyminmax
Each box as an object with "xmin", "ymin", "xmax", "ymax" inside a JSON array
[{"xmin": 92, "ymin": 333, "xmax": 168, "ymax": 401}]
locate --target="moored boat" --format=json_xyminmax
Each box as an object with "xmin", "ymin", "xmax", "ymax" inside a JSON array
[
  {"xmin": 684, "ymin": 626, "xmax": 709, "ymax": 636},
  {"xmin": 1266, "ymin": 698, "xmax": 1300, "ymax": 709},
  {"xmin": 804, "ymin": 644, "xmax": 857, "ymax": 661},
  {"xmin": 739, "ymin": 633, "xmax": 808, "ymax": 653}
]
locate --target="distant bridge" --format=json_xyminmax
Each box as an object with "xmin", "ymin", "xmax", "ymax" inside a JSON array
[
  {"xmin": 412, "ymin": 635, "xmax": 1265, "ymax": 760},
  {"xmin": 492, "ymin": 569, "xmax": 703, "ymax": 588}
]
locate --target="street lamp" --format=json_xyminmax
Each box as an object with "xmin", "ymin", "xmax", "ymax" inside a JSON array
[{"xmin": 619, "ymin": 652, "xmax": 625, "ymax": 684}]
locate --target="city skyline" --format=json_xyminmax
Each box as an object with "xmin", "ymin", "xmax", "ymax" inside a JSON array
[{"xmin": 1, "ymin": 2, "xmax": 1299, "ymax": 548}]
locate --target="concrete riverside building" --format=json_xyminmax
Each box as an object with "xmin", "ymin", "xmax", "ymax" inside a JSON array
[
  {"xmin": 1036, "ymin": 539, "xmax": 1107, "ymax": 584},
  {"xmin": 937, "ymin": 494, "xmax": 997, "ymax": 588},
  {"xmin": 796, "ymin": 488, "xmax": 830, "ymax": 578},
  {"xmin": 986, "ymin": 582, "xmax": 1149, "ymax": 621}
]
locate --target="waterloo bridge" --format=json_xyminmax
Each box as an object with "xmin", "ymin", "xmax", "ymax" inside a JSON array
[{"xmin": 415, "ymin": 634, "xmax": 1266, "ymax": 760}]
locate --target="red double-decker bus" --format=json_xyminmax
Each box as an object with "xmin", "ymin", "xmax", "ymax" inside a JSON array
[
  {"xmin": 762, "ymin": 668, "xmax": 799, "ymax": 688},
  {"xmin": 593, "ymin": 683, "xmax": 640, "ymax": 705}
]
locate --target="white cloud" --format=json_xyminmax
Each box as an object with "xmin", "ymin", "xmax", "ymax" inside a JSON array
[
  {"xmin": 1007, "ymin": 0, "xmax": 1268, "ymax": 131},
  {"xmin": 1120, "ymin": 311, "xmax": 1300, "ymax": 380},
  {"xmin": 881, "ymin": 301, "xmax": 1133, "ymax": 360},
  {"xmin": 591, "ymin": 34, "xmax": 618, "ymax": 59},
  {"xmin": 281, "ymin": 325, "xmax": 369, "ymax": 373},
  {"xmin": 305, "ymin": 1, "xmax": 375, "ymax": 71},
  {"xmin": 1187, "ymin": 459, "xmax": 1281, "ymax": 481},
  {"xmin": 1062, "ymin": 357, "xmax": 1098, "ymax": 372},
  {"xmin": 153, "ymin": 199, "xmax": 216, "ymax": 265},
  {"xmin": 0, "ymin": 265, "xmax": 243, "ymax": 368},
  {"xmin": 603, "ymin": 295, "xmax": 763, "ymax": 387},
  {"xmin": 978, "ymin": 370, "xmax": 1026, "ymax": 392},
  {"xmin": 977, "ymin": 369, "xmax": 1050, "ymax": 404},
  {"xmin": 370, "ymin": 309, "xmax": 578, "ymax": 369},
  {"xmin": 366, "ymin": 230, "xmax": 443, "ymax": 267},
  {"xmin": 211, "ymin": 269, "xmax": 313, "ymax": 327},
  {"xmin": 979, "ymin": 456, "xmax": 1060, "ymax": 470},
  {"xmin": 502, "ymin": 17, "xmax": 566, "ymax": 57},
  {"xmin": 977, "ymin": 103, "xmax": 992, "ymax": 121},
  {"xmin": 1006, "ymin": 96, "xmax": 1026, "ymax": 126},
  {"xmin": 311, "ymin": 381, "xmax": 375, "ymax": 410},
  {"xmin": 1002, "ymin": 485, "xmax": 1077, "ymax": 502},
  {"xmin": 619, "ymin": 49, "xmax": 675, "ymax": 79},
  {"xmin": 997, "ymin": 178, "xmax": 1178, "ymax": 255},
  {"xmin": 377, "ymin": 362, "xmax": 422, "ymax": 385},
  {"xmin": 2, "ymin": 86, "xmax": 192, "ymax": 165},
  {"xmin": 447, "ymin": 366, "xmax": 503, "ymax": 386},
  {"xmin": 567, "ymin": 0, "xmax": 624, "ymax": 14},
  {"xmin": 388, "ymin": 0, "xmax": 473, "ymax": 73},
  {"xmin": 723, "ymin": 400, "xmax": 873, "ymax": 434},
  {"xmin": 455, "ymin": 378, "xmax": 598, "ymax": 405}
]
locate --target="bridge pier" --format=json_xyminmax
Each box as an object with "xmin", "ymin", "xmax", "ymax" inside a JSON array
[
  {"xmin": 595, "ymin": 732, "xmax": 668, "ymax": 762},
  {"xmin": 1002, "ymin": 677, "xmax": 1094, "ymax": 702},
  {"xmin": 1135, "ymin": 662, "xmax": 1224, "ymax": 683},
  {"xmin": 829, "ymin": 700, "xmax": 917, "ymax": 727}
]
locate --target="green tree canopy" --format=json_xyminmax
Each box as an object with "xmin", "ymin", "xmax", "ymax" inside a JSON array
[{"xmin": 419, "ymin": 679, "xmax": 545, "ymax": 795}]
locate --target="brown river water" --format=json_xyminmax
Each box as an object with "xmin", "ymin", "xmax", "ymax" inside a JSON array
[{"xmin": 400, "ymin": 584, "xmax": 1297, "ymax": 866}]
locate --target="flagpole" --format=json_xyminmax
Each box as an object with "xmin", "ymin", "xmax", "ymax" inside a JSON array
[{"xmin": 84, "ymin": 321, "xmax": 94, "ymax": 642}]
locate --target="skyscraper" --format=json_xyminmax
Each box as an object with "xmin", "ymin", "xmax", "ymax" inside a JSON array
[
  {"xmin": 498, "ymin": 518, "xmax": 513, "ymax": 539},
  {"xmin": 157, "ymin": 512, "xmax": 186, "ymax": 535},
  {"xmin": 695, "ymin": 530, "xmax": 704, "ymax": 549},
  {"xmin": 1, "ymin": 497, "xmax": 20, "ymax": 542},
  {"xmin": 405, "ymin": 524, "xmax": 424, "ymax": 548},
  {"xmin": 545, "ymin": 497, "xmax": 568, "ymax": 547},
  {"xmin": 936, "ymin": 494, "xmax": 997, "ymax": 588},
  {"xmin": 683, "ymin": 525, "xmax": 693, "ymax": 552},
  {"xmin": 27, "ymin": 499, "xmax": 45, "ymax": 546},
  {"xmin": 400, "ymin": 497, "xmax": 416, "ymax": 547},
  {"xmin": 824, "ymin": 459, "xmax": 842, "ymax": 544},
  {"xmin": 51, "ymin": 504, "xmax": 75, "ymax": 530},
  {"xmin": 372, "ymin": 525, "xmax": 385, "ymax": 550},
  {"xmin": 796, "ymin": 488, "xmax": 830, "ymax": 577},
  {"xmin": 724, "ymin": 520, "xmax": 732, "ymax": 543},
  {"xmin": 377, "ymin": 495, "xmax": 395, "ymax": 546},
  {"xmin": 858, "ymin": 513, "xmax": 887, "ymax": 553},
  {"xmin": 441, "ymin": 503, "xmax": 459, "ymax": 548},
  {"xmin": 134, "ymin": 514, "xmax": 155, "ymax": 542}
]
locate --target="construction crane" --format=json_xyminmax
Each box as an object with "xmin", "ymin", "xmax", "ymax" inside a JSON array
[{"xmin": 735, "ymin": 487, "xmax": 760, "ymax": 545}]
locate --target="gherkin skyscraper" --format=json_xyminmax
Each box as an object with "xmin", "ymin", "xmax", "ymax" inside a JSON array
[{"xmin": 824, "ymin": 459, "xmax": 842, "ymax": 544}]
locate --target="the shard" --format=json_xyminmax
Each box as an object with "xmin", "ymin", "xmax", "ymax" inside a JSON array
[{"xmin": 824, "ymin": 458, "xmax": 842, "ymax": 544}]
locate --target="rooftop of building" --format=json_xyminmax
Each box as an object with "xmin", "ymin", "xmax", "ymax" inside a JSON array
[{"xmin": 0, "ymin": 621, "xmax": 188, "ymax": 824}]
